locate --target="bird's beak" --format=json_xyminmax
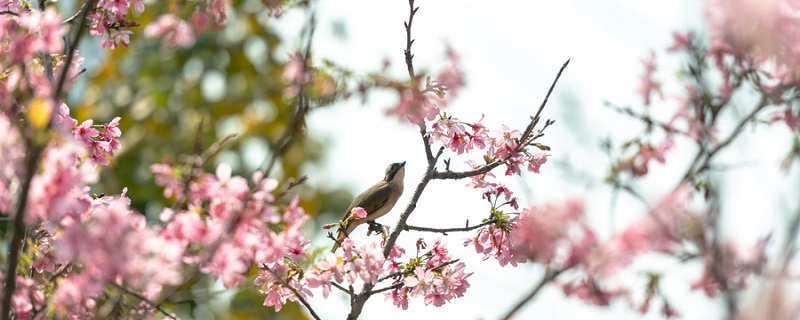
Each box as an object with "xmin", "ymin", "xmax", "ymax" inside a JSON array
[{"xmin": 401, "ymin": 161, "xmax": 406, "ymax": 167}]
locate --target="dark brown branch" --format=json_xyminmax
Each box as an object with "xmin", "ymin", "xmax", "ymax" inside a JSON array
[
  {"xmin": 331, "ymin": 281, "xmax": 352, "ymax": 295},
  {"xmin": 528, "ymin": 59, "xmax": 570, "ymax": 134},
  {"xmin": 0, "ymin": 143, "xmax": 43, "ymax": 320},
  {"xmin": 404, "ymin": 219, "xmax": 497, "ymax": 235},
  {"xmin": 403, "ymin": 0, "xmax": 418, "ymax": 81},
  {"xmin": 54, "ymin": 0, "xmax": 97, "ymax": 101},
  {"xmin": 370, "ymin": 283, "xmax": 403, "ymax": 296}
]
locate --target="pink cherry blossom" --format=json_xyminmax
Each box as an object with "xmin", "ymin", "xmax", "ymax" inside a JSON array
[
  {"xmin": 144, "ymin": 14, "xmax": 196, "ymax": 48},
  {"xmin": 350, "ymin": 207, "xmax": 368, "ymax": 220},
  {"xmin": 637, "ymin": 50, "xmax": 663, "ymax": 106}
]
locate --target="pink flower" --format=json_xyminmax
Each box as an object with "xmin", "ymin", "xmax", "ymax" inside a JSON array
[
  {"xmin": 433, "ymin": 44, "xmax": 466, "ymax": 99},
  {"xmin": 467, "ymin": 115, "xmax": 490, "ymax": 150},
  {"xmin": 350, "ymin": 207, "xmax": 368, "ymax": 220},
  {"xmin": 255, "ymin": 262, "xmax": 311, "ymax": 312},
  {"xmin": 100, "ymin": 117, "xmax": 122, "ymax": 153},
  {"xmin": 385, "ymin": 288, "xmax": 410, "ymax": 310},
  {"xmin": 636, "ymin": 50, "xmax": 663, "ymax": 106},
  {"xmin": 387, "ymin": 89, "xmax": 442, "ymax": 124},
  {"xmin": 144, "ymin": 14, "xmax": 196, "ymax": 48},
  {"xmin": 509, "ymin": 199, "xmax": 587, "ymax": 264},
  {"xmin": 526, "ymin": 152, "xmax": 549, "ymax": 173},
  {"xmin": 560, "ymin": 279, "xmax": 627, "ymax": 306},
  {"xmin": 488, "ymin": 125, "xmax": 521, "ymax": 159},
  {"xmin": 404, "ymin": 267, "xmax": 436, "ymax": 295},
  {"xmin": 74, "ymin": 120, "xmax": 99, "ymax": 145},
  {"xmin": 130, "ymin": 0, "xmax": 145, "ymax": 13},
  {"xmin": 667, "ymin": 31, "xmax": 694, "ymax": 52},
  {"xmin": 428, "ymin": 116, "xmax": 466, "ymax": 146},
  {"xmin": 101, "ymin": 30, "xmax": 133, "ymax": 49},
  {"xmin": 56, "ymin": 103, "xmax": 78, "ymax": 130}
]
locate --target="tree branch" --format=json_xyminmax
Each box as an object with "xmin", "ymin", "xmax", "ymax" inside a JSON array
[
  {"xmin": 502, "ymin": 267, "xmax": 566, "ymax": 320},
  {"xmin": 54, "ymin": 0, "xmax": 97, "ymax": 101},
  {"xmin": 112, "ymin": 283, "xmax": 177, "ymax": 320},
  {"xmin": 404, "ymin": 219, "xmax": 497, "ymax": 235},
  {"xmin": 0, "ymin": 142, "xmax": 42, "ymax": 320}
]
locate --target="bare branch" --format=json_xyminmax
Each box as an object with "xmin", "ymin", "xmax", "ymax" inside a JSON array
[{"xmin": 404, "ymin": 219, "xmax": 497, "ymax": 235}]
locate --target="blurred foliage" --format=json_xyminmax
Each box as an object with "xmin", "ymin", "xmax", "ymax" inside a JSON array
[{"xmin": 66, "ymin": 0, "xmax": 356, "ymax": 318}]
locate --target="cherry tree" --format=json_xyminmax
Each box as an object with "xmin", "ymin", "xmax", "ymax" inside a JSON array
[{"xmin": 0, "ymin": 0, "xmax": 798, "ymax": 319}]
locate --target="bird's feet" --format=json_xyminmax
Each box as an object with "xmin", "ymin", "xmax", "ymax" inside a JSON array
[{"xmin": 366, "ymin": 221, "xmax": 389, "ymax": 239}]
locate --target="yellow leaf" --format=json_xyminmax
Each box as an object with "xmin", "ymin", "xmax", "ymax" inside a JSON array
[{"xmin": 28, "ymin": 97, "xmax": 53, "ymax": 129}]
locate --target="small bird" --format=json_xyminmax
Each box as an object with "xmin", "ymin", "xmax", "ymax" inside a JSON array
[{"xmin": 331, "ymin": 161, "xmax": 406, "ymax": 252}]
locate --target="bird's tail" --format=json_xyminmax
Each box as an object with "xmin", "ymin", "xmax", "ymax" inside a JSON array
[{"xmin": 330, "ymin": 228, "xmax": 347, "ymax": 253}]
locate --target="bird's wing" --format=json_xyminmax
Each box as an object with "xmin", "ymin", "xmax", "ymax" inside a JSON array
[
  {"xmin": 332, "ymin": 182, "xmax": 393, "ymax": 253},
  {"xmin": 350, "ymin": 181, "xmax": 392, "ymax": 217}
]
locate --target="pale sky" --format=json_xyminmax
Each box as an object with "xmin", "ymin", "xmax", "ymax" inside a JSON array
[{"xmin": 264, "ymin": 1, "xmax": 800, "ymax": 319}]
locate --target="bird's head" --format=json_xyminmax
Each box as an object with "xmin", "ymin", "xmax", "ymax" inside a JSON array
[{"xmin": 384, "ymin": 161, "xmax": 406, "ymax": 182}]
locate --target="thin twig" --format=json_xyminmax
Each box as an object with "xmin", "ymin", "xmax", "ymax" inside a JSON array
[
  {"xmin": 603, "ymin": 102, "xmax": 688, "ymax": 136},
  {"xmin": 261, "ymin": 266, "xmax": 321, "ymax": 320},
  {"xmin": 274, "ymin": 176, "xmax": 308, "ymax": 201},
  {"xmin": 331, "ymin": 281, "xmax": 352, "ymax": 295},
  {"xmin": 502, "ymin": 267, "xmax": 566, "ymax": 320},
  {"xmin": 683, "ymin": 98, "xmax": 767, "ymax": 181},
  {"xmin": 404, "ymin": 219, "xmax": 497, "ymax": 235},
  {"xmin": 62, "ymin": 2, "xmax": 89, "ymax": 25},
  {"xmin": 54, "ymin": 0, "xmax": 97, "ymax": 101},
  {"xmin": 112, "ymin": 283, "xmax": 177, "ymax": 320},
  {"xmin": 434, "ymin": 59, "xmax": 568, "ymax": 180},
  {"xmin": 370, "ymin": 283, "xmax": 403, "ymax": 296}
]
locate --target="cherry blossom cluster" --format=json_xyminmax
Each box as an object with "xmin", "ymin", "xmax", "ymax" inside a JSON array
[
  {"xmin": 0, "ymin": 4, "xmax": 83, "ymax": 105},
  {"xmin": 0, "ymin": 116, "xmax": 186, "ymax": 317},
  {"xmin": 252, "ymin": 238, "xmax": 388, "ymax": 310},
  {"xmin": 89, "ymin": 0, "xmax": 146, "ymax": 49},
  {"xmin": 611, "ymin": 1, "xmax": 800, "ymax": 179},
  {"xmin": 60, "ymin": 105, "xmax": 122, "ymax": 167},
  {"xmin": 386, "ymin": 46, "xmax": 466, "ymax": 124},
  {"xmin": 90, "ymin": 0, "xmax": 229, "ymax": 49},
  {"xmin": 252, "ymin": 235, "xmax": 473, "ymax": 312},
  {"xmin": 151, "ymin": 162, "xmax": 310, "ymax": 290},
  {"xmin": 428, "ymin": 115, "xmax": 549, "ymax": 176},
  {"xmin": 386, "ymin": 239, "xmax": 472, "ymax": 309},
  {"xmin": 569, "ymin": 187, "xmax": 768, "ymax": 317}
]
